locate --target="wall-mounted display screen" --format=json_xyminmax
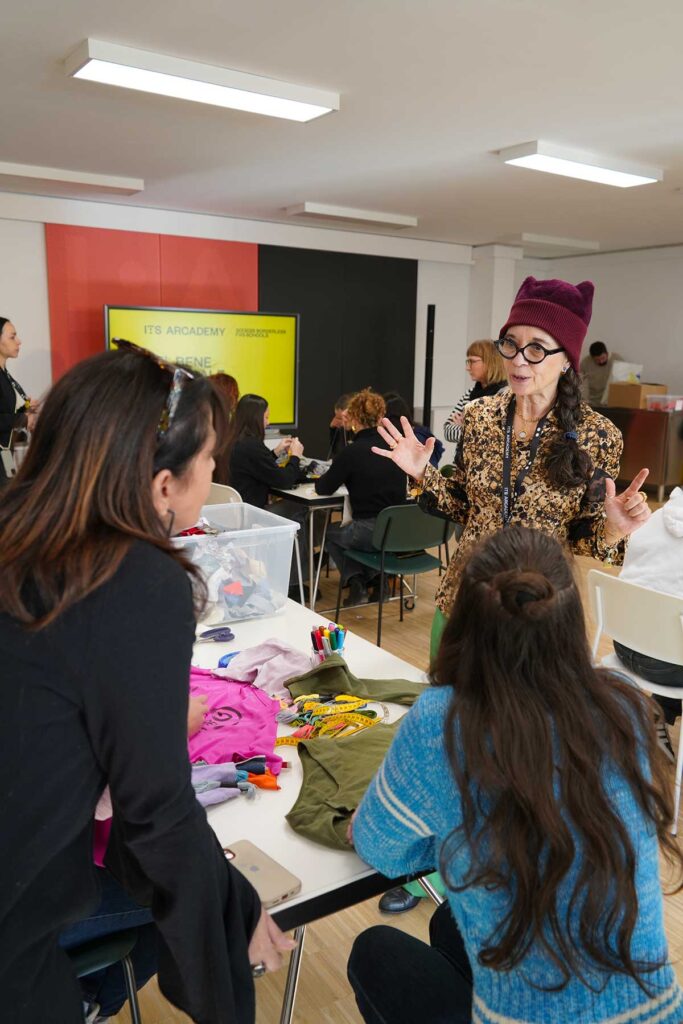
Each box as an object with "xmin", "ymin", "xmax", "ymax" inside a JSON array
[{"xmin": 105, "ymin": 305, "xmax": 299, "ymax": 428}]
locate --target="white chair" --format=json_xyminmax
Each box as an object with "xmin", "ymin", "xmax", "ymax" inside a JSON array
[
  {"xmin": 588, "ymin": 569, "xmax": 683, "ymax": 834},
  {"xmin": 206, "ymin": 482, "xmax": 242, "ymax": 504}
]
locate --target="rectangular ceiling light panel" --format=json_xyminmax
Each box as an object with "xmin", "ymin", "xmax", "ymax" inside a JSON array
[
  {"xmin": 65, "ymin": 40, "xmax": 339, "ymax": 122},
  {"xmin": 286, "ymin": 202, "xmax": 418, "ymax": 228},
  {"xmin": 499, "ymin": 141, "xmax": 662, "ymax": 188},
  {"xmin": 0, "ymin": 160, "xmax": 143, "ymax": 195}
]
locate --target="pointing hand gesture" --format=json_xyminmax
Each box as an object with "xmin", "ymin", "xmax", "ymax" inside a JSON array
[
  {"xmin": 604, "ymin": 467, "xmax": 651, "ymax": 540},
  {"xmin": 372, "ymin": 416, "xmax": 434, "ymax": 482}
]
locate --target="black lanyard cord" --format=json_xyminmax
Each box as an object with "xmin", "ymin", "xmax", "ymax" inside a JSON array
[{"xmin": 501, "ymin": 397, "xmax": 549, "ymax": 528}]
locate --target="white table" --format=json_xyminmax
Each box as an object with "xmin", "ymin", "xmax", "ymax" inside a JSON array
[
  {"xmin": 270, "ymin": 481, "xmax": 348, "ymax": 609},
  {"xmin": 192, "ymin": 599, "xmax": 426, "ymax": 1023}
]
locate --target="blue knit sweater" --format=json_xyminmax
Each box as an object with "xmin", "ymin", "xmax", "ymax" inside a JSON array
[{"xmin": 354, "ymin": 687, "xmax": 682, "ymax": 1024}]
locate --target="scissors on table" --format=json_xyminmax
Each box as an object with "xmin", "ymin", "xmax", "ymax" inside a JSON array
[{"xmin": 195, "ymin": 626, "xmax": 236, "ymax": 645}]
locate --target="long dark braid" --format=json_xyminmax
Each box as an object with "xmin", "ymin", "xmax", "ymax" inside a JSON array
[{"xmin": 546, "ymin": 367, "xmax": 593, "ymax": 488}]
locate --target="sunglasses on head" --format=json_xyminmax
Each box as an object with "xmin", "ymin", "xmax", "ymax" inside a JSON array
[{"xmin": 112, "ymin": 338, "xmax": 195, "ymax": 437}]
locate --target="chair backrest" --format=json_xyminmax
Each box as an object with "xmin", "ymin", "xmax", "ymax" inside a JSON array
[
  {"xmin": 371, "ymin": 503, "xmax": 454, "ymax": 553},
  {"xmin": 588, "ymin": 569, "xmax": 683, "ymax": 666},
  {"xmin": 206, "ymin": 482, "xmax": 242, "ymax": 505}
]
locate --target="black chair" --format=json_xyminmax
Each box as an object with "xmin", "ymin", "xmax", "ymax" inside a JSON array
[
  {"xmin": 66, "ymin": 928, "xmax": 143, "ymax": 1024},
  {"xmin": 335, "ymin": 504, "xmax": 455, "ymax": 647}
]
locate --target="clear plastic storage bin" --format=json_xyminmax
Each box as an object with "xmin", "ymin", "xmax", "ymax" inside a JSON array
[
  {"xmin": 646, "ymin": 395, "xmax": 683, "ymax": 412},
  {"xmin": 174, "ymin": 502, "xmax": 298, "ymax": 624}
]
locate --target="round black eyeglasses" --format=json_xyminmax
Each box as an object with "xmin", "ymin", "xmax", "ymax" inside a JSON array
[{"xmin": 496, "ymin": 337, "xmax": 564, "ymax": 364}]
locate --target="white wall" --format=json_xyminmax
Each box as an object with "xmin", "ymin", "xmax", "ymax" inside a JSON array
[
  {"xmin": 517, "ymin": 248, "xmax": 683, "ymax": 393},
  {"xmin": 0, "ymin": 218, "xmax": 51, "ymax": 399},
  {"xmin": 414, "ymin": 259, "xmax": 472, "ymax": 463}
]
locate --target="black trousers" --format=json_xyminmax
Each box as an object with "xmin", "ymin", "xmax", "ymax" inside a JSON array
[
  {"xmin": 347, "ymin": 901, "xmax": 473, "ymax": 1024},
  {"xmin": 614, "ymin": 641, "xmax": 683, "ymax": 726}
]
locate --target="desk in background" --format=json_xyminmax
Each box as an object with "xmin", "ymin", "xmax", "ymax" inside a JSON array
[
  {"xmin": 192, "ymin": 599, "xmax": 426, "ymax": 1024},
  {"xmin": 270, "ymin": 481, "xmax": 347, "ymax": 609},
  {"xmin": 600, "ymin": 408, "xmax": 683, "ymax": 501}
]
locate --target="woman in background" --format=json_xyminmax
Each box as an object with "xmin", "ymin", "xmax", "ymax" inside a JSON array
[
  {"xmin": 349, "ymin": 526, "xmax": 683, "ymax": 1024},
  {"xmin": 210, "ymin": 372, "xmax": 240, "ymax": 484},
  {"xmin": 228, "ymin": 393, "xmax": 308, "ymax": 599},
  {"xmin": 443, "ymin": 339, "xmax": 507, "ymax": 449},
  {"xmin": 316, "ymin": 388, "xmax": 407, "ymax": 607},
  {"xmin": 0, "ymin": 347, "xmax": 293, "ymax": 1024},
  {"xmin": 0, "ymin": 317, "xmax": 39, "ymax": 485}
]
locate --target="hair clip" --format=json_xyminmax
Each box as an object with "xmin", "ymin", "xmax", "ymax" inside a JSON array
[{"xmin": 564, "ymin": 431, "xmax": 578, "ymax": 441}]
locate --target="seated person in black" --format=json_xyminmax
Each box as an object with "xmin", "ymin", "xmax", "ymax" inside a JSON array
[
  {"xmin": 228, "ymin": 393, "xmax": 308, "ymax": 597},
  {"xmin": 315, "ymin": 388, "xmax": 408, "ymax": 606},
  {"xmin": 328, "ymin": 392, "xmax": 354, "ymax": 459},
  {"xmin": 384, "ymin": 391, "xmax": 444, "ymax": 468},
  {"xmin": 0, "ymin": 347, "xmax": 294, "ymax": 1024}
]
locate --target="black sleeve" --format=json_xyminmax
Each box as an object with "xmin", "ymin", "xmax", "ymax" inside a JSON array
[
  {"xmin": 0, "ymin": 409, "xmax": 27, "ymax": 432},
  {"xmin": 315, "ymin": 448, "xmax": 350, "ymax": 495},
  {"xmin": 83, "ymin": 546, "xmax": 261, "ymax": 1024},
  {"xmin": 245, "ymin": 442, "xmax": 302, "ymax": 490}
]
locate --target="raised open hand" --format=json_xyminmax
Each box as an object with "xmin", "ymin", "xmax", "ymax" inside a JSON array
[
  {"xmin": 604, "ymin": 467, "xmax": 651, "ymax": 539},
  {"xmin": 372, "ymin": 416, "xmax": 434, "ymax": 482}
]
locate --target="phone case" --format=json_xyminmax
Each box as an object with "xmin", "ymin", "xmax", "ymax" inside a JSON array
[{"xmin": 223, "ymin": 840, "xmax": 302, "ymax": 908}]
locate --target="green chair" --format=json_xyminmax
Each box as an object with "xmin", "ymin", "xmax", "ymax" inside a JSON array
[
  {"xmin": 335, "ymin": 504, "xmax": 455, "ymax": 647},
  {"xmin": 67, "ymin": 928, "xmax": 143, "ymax": 1024}
]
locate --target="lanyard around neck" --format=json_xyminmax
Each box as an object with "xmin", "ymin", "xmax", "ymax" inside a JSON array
[
  {"xmin": 2, "ymin": 367, "xmax": 28, "ymax": 404},
  {"xmin": 501, "ymin": 397, "xmax": 549, "ymax": 527}
]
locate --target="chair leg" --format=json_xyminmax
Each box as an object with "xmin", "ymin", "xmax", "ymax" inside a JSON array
[
  {"xmin": 335, "ymin": 555, "xmax": 346, "ymax": 623},
  {"xmin": 399, "ymin": 575, "xmax": 404, "ymax": 622},
  {"xmin": 438, "ymin": 545, "xmax": 443, "ymax": 577},
  {"xmin": 377, "ymin": 570, "xmax": 384, "ymax": 647},
  {"xmin": 673, "ymin": 712, "xmax": 683, "ymax": 836},
  {"xmin": 121, "ymin": 954, "xmax": 143, "ymax": 1024}
]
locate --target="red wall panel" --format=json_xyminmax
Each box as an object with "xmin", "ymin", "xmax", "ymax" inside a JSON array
[
  {"xmin": 45, "ymin": 224, "xmax": 161, "ymax": 381},
  {"xmin": 45, "ymin": 225, "xmax": 259, "ymax": 381},
  {"xmin": 160, "ymin": 236, "xmax": 258, "ymax": 311}
]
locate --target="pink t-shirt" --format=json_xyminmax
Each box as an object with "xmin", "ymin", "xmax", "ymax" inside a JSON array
[{"xmin": 188, "ymin": 667, "xmax": 282, "ymax": 774}]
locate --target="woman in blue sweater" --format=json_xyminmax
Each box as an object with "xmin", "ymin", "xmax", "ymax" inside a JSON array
[{"xmin": 349, "ymin": 526, "xmax": 683, "ymax": 1024}]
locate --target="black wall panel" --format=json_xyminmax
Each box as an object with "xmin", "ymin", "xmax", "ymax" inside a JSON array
[{"xmin": 258, "ymin": 245, "xmax": 417, "ymax": 455}]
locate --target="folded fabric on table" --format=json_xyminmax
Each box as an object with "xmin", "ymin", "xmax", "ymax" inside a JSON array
[
  {"xmin": 285, "ymin": 722, "xmax": 399, "ymax": 850},
  {"xmin": 226, "ymin": 638, "xmax": 313, "ymax": 702},
  {"xmin": 285, "ymin": 653, "xmax": 425, "ymax": 706},
  {"xmin": 189, "ymin": 667, "xmax": 282, "ymax": 774}
]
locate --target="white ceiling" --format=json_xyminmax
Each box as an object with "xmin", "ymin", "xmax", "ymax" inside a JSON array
[{"xmin": 3, "ymin": 0, "xmax": 683, "ymax": 253}]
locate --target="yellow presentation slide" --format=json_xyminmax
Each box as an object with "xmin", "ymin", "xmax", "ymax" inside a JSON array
[{"xmin": 106, "ymin": 306, "xmax": 298, "ymax": 425}]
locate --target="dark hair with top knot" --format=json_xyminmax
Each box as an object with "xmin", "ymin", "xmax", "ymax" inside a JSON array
[
  {"xmin": 546, "ymin": 368, "xmax": 593, "ymax": 489},
  {"xmin": 432, "ymin": 525, "xmax": 683, "ymax": 992}
]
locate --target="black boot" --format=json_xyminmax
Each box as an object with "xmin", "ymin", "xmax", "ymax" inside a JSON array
[
  {"xmin": 378, "ymin": 886, "xmax": 420, "ymax": 914},
  {"xmin": 343, "ymin": 576, "xmax": 369, "ymax": 607}
]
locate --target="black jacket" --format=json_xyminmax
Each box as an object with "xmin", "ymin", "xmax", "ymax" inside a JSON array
[
  {"xmin": 229, "ymin": 436, "xmax": 305, "ymax": 507},
  {"xmin": 0, "ymin": 367, "xmax": 27, "ymax": 447},
  {"xmin": 0, "ymin": 543, "xmax": 261, "ymax": 1024},
  {"xmin": 315, "ymin": 427, "xmax": 407, "ymax": 518}
]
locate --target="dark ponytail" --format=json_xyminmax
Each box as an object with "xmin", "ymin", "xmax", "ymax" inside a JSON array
[{"xmin": 546, "ymin": 368, "xmax": 593, "ymax": 489}]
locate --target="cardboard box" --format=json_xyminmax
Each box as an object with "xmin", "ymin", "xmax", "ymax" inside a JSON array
[{"xmin": 607, "ymin": 382, "xmax": 668, "ymax": 409}]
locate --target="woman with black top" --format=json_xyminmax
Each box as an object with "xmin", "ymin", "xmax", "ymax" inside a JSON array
[
  {"xmin": 0, "ymin": 316, "xmax": 38, "ymax": 484},
  {"xmin": 0, "ymin": 347, "xmax": 294, "ymax": 1024},
  {"xmin": 316, "ymin": 388, "xmax": 407, "ymax": 606},
  {"xmin": 228, "ymin": 393, "xmax": 308, "ymax": 597},
  {"xmin": 443, "ymin": 339, "xmax": 507, "ymax": 449}
]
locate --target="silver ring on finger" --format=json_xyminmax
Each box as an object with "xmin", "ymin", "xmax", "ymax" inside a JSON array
[{"xmin": 251, "ymin": 962, "xmax": 267, "ymax": 978}]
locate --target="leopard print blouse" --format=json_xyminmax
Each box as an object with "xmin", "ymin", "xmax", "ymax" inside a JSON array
[{"xmin": 421, "ymin": 388, "xmax": 625, "ymax": 616}]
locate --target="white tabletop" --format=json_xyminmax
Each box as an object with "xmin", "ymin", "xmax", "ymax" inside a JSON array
[
  {"xmin": 192, "ymin": 600, "xmax": 425, "ymax": 920},
  {"xmin": 270, "ymin": 481, "xmax": 348, "ymax": 503}
]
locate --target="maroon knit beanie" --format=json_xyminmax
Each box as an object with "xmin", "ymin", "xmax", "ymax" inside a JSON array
[{"xmin": 499, "ymin": 276, "xmax": 594, "ymax": 372}]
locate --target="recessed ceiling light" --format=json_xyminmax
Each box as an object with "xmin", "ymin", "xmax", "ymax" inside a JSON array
[
  {"xmin": 0, "ymin": 160, "xmax": 143, "ymax": 195},
  {"xmin": 65, "ymin": 39, "xmax": 339, "ymax": 123},
  {"xmin": 498, "ymin": 140, "xmax": 662, "ymax": 188},
  {"xmin": 500, "ymin": 233, "xmax": 600, "ymax": 255},
  {"xmin": 286, "ymin": 202, "xmax": 418, "ymax": 228}
]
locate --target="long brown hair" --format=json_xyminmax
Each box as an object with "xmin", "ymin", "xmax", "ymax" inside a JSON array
[
  {"xmin": 0, "ymin": 348, "xmax": 228, "ymax": 628},
  {"xmin": 433, "ymin": 526, "xmax": 682, "ymax": 988}
]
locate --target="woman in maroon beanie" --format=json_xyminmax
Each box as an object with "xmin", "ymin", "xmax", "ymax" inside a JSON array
[{"xmin": 375, "ymin": 276, "xmax": 651, "ymax": 655}]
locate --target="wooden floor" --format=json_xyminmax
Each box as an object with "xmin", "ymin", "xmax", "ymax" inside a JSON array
[{"xmin": 111, "ymin": 553, "xmax": 683, "ymax": 1024}]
